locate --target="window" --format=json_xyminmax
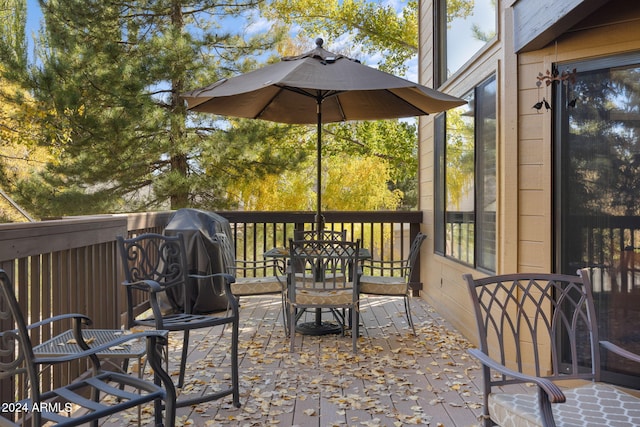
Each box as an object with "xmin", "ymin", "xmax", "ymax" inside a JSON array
[
  {"xmin": 435, "ymin": 75, "xmax": 496, "ymax": 272},
  {"xmin": 435, "ymin": 0, "xmax": 497, "ymax": 84}
]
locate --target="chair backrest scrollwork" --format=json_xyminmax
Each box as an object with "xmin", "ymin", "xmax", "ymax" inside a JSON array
[
  {"xmin": 464, "ymin": 269, "xmax": 600, "ymax": 383},
  {"xmin": 289, "ymin": 239, "xmax": 360, "ymax": 292},
  {"xmin": 294, "ymin": 229, "xmax": 348, "ymax": 241},
  {"xmin": 118, "ymin": 233, "xmax": 192, "ymax": 315}
]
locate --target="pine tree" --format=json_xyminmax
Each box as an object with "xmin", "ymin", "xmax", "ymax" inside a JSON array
[{"xmin": 25, "ymin": 0, "xmax": 293, "ymax": 215}]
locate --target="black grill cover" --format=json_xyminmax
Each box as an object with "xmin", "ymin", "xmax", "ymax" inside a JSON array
[{"xmin": 163, "ymin": 208, "xmax": 233, "ymax": 313}]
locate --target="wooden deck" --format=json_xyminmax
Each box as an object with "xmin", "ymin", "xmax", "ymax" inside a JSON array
[{"xmin": 102, "ymin": 295, "xmax": 485, "ymax": 426}]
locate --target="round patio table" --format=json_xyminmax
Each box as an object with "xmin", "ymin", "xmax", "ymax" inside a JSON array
[{"xmin": 264, "ymin": 246, "xmax": 370, "ymax": 335}]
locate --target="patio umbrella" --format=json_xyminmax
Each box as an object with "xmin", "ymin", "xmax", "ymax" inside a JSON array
[{"xmin": 182, "ymin": 38, "xmax": 466, "ymax": 231}]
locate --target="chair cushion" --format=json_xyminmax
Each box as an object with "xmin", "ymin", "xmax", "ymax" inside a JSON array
[
  {"xmin": 489, "ymin": 383, "xmax": 640, "ymax": 427},
  {"xmin": 359, "ymin": 275, "xmax": 407, "ymax": 295},
  {"xmin": 230, "ymin": 276, "xmax": 285, "ymax": 296},
  {"xmin": 294, "ymin": 286, "xmax": 354, "ymax": 305}
]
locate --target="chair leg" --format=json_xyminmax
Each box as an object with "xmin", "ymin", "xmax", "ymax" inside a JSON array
[
  {"xmin": 289, "ymin": 304, "xmax": 296, "ymax": 352},
  {"xmin": 91, "ymin": 374, "xmax": 100, "ymax": 427},
  {"xmin": 230, "ymin": 318, "xmax": 241, "ymax": 408},
  {"xmin": 281, "ymin": 293, "xmax": 289, "ymax": 335},
  {"xmin": 352, "ymin": 304, "xmax": 358, "ymax": 353},
  {"xmin": 178, "ymin": 330, "xmax": 190, "ymax": 388},
  {"xmin": 115, "ymin": 358, "xmax": 131, "ymax": 394},
  {"xmin": 330, "ymin": 309, "xmax": 346, "ymax": 334},
  {"xmin": 157, "ymin": 394, "xmax": 175, "ymax": 427},
  {"xmin": 404, "ymin": 295, "xmax": 416, "ymax": 335},
  {"xmin": 223, "ymin": 296, "xmax": 240, "ymax": 333},
  {"xmin": 162, "ymin": 341, "xmax": 170, "ymax": 384},
  {"xmin": 152, "ymin": 342, "xmax": 176, "ymax": 427}
]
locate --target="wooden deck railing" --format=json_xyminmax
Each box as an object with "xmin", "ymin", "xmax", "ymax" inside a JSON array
[{"xmin": 0, "ymin": 209, "xmax": 422, "ymax": 405}]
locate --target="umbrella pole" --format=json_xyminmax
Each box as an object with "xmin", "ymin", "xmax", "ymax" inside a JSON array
[{"xmin": 315, "ymin": 97, "xmax": 324, "ymax": 233}]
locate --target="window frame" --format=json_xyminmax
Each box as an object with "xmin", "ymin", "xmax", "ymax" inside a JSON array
[{"xmin": 435, "ymin": 74, "xmax": 497, "ymax": 273}]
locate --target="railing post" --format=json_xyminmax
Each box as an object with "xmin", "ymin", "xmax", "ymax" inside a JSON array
[{"xmin": 293, "ymin": 222, "xmax": 306, "ymax": 242}]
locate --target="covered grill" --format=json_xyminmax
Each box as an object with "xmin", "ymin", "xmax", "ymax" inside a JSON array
[{"xmin": 164, "ymin": 208, "xmax": 232, "ymax": 313}]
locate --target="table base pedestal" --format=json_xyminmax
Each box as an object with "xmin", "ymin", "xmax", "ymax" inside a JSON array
[{"xmin": 295, "ymin": 321, "xmax": 342, "ymax": 336}]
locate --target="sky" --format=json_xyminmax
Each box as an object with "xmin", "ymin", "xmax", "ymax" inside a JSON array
[
  {"xmin": 26, "ymin": 0, "xmax": 41, "ymax": 35},
  {"xmin": 25, "ymin": 0, "xmax": 42, "ymax": 56},
  {"xmin": 26, "ymin": 0, "xmax": 417, "ymax": 72},
  {"xmin": 23, "ymin": 0, "xmax": 423, "ymax": 82},
  {"xmin": 22, "ymin": 0, "xmax": 501, "ymax": 86},
  {"xmin": 447, "ymin": 0, "xmax": 496, "ymax": 76}
]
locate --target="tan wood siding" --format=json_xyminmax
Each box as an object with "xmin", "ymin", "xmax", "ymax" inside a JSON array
[
  {"xmin": 418, "ymin": 0, "xmax": 640, "ymax": 343},
  {"xmin": 418, "ymin": 0, "xmax": 515, "ymax": 343},
  {"xmin": 516, "ymin": 5, "xmax": 640, "ymax": 275}
]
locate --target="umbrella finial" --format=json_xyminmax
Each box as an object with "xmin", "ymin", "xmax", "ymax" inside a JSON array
[{"xmin": 315, "ymin": 38, "xmax": 324, "ymax": 48}]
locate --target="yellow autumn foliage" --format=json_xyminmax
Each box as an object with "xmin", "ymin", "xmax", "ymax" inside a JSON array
[
  {"xmin": 0, "ymin": 71, "xmax": 51, "ymax": 221},
  {"xmin": 231, "ymin": 155, "xmax": 401, "ymax": 211}
]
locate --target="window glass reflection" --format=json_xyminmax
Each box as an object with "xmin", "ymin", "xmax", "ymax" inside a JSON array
[
  {"xmin": 445, "ymin": 91, "xmax": 475, "ymax": 264},
  {"xmin": 437, "ymin": 75, "xmax": 496, "ymax": 270},
  {"xmin": 441, "ymin": 0, "xmax": 496, "ymax": 79},
  {"xmin": 476, "ymin": 77, "xmax": 496, "ymax": 271},
  {"xmin": 557, "ymin": 55, "xmax": 640, "ymax": 385}
]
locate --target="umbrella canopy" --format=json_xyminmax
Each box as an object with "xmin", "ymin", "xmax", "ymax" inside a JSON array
[{"xmin": 182, "ymin": 38, "xmax": 466, "ymax": 229}]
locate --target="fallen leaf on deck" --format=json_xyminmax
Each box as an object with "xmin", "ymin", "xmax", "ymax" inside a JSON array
[{"xmin": 98, "ymin": 298, "xmax": 480, "ymax": 427}]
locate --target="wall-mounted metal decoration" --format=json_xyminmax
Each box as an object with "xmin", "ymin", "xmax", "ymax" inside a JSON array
[
  {"xmin": 533, "ymin": 67, "xmax": 578, "ymax": 111},
  {"xmin": 536, "ymin": 68, "xmax": 577, "ymax": 87}
]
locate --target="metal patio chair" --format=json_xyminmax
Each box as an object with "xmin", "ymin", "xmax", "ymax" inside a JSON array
[
  {"xmin": 117, "ymin": 233, "xmax": 240, "ymax": 408},
  {"xmin": 213, "ymin": 233, "xmax": 288, "ymax": 330},
  {"xmin": 288, "ymin": 239, "xmax": 361, "ymax": 353},
  {"xmin": 293, "ymin": 229, "xmax": 349, "ymax": 280},
  {"xmin": 464, "ymin": 269, "xmax": 640, "ymax": 427},
  {"xmin": 0, "ymin": 270, "xmax": 176, "ymax": 427},
  {"xmin": 359, "ymin": 232, "xmax": 426, "ymax": 335}
]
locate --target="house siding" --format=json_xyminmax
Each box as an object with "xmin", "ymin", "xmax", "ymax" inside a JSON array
[
  {"xmin": 418, "ymin": 0, "xmax": 640, "ymax": 344},
  {"xmin": 512, "ymin": 0, "xmax": 611, "ymax": 52}
]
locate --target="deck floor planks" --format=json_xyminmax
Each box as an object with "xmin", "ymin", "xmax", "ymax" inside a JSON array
[
  {"xmin": 365, "ymin": 296, "xmax": 462, "ymax": 426},
  {"xmin": 410, "ymin": 307, "xmax": 483, "ymax": 427},
  {"xmin": 359, "ymin": 297, "xmax": 423, "ymax": 425},
  {"xmin": 232, "ymin": 296, "xmax": 296, "ymax": 426},
  {"xmin": 363, "ymin": 295, "xmax": 482, "ymax": 426},
  {"xmin": 100, "ymin": 294, "xmax": 484, "ymax": 426}
]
